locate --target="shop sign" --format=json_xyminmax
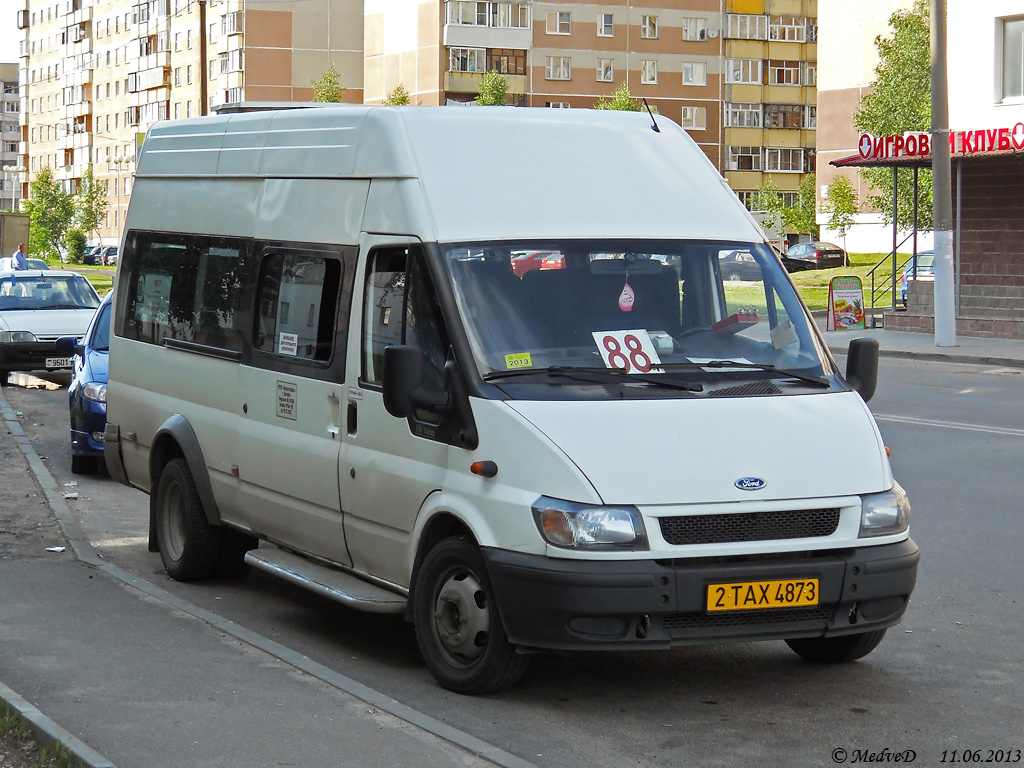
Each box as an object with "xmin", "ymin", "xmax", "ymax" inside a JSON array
[
  {"xmin": 859, "ymin": 124, "xmax": 1024, "ymax": 161},
  {"xmin": 826, "ymin": 276, "xmax": 866, "ymax": 331}
]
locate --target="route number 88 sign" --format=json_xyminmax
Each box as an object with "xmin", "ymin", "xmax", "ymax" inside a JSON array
[{"xmin": 592, "ymin": 329, "xmax": 663, "ymax": 373}]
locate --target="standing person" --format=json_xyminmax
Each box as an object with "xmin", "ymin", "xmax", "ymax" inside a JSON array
[{"xmin": 11, "ymin": 244, "xmax": 27, "ymax": 270}]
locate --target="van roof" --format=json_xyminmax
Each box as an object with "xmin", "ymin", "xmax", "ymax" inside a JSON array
[{"xmin": 137, "ymin": 106, "xmax": 764, "ymax": 244}]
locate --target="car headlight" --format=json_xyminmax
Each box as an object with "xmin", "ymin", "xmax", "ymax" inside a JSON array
[
  {"xmin": 0, "ymin": 331, "xmax": 37, "ymax": 343},
  {"xmin": 532, "ymin": 496, "xmax": 649, "ymax": 551},
  {"xmin": 82, "ymin": 382, "xmax": 107, "ymax": 403},
  {"xmin": 859, "ymin": 483, "xmax": 911, "ymax": 538}
]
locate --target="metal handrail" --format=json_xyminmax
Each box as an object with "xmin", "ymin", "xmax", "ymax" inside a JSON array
[{"xmin": 866, "ymin": 232, "xmax": 920, "ymax": 315}]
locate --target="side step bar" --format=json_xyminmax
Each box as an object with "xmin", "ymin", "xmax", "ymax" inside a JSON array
[{"xmin": 245, "ymin": 548, "xmax": 407, "ymax": 614}]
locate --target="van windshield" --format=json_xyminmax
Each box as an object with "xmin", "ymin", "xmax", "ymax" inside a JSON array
[{"xmin": 441, "ymin": 240, "xmax": 833, "ymax": 391}]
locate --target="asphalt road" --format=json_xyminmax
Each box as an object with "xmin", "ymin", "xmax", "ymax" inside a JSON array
[{"xmin": 3, "ymin": 357, "xmax": 1023, "ymax": 768}]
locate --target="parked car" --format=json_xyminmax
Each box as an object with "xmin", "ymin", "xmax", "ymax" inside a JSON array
[
  {"xmin": 0, "ymin": 269, "xmax": 102, "ymax": 386},
  {"xmin": 783, "ymin": 242, "xmax": 849, "ymax": 270},
  {"xmin": 0, "ymin": 257, "xmax": 49, "ymax": 271},
  {"xmin": 510, "ymin": 250, "xmax": 564, "ymax": 277},
  {"xmin": 898, "ymin": 250, "xmax": 935, "ymax": 307},
  {"xmin": 81, "ymin": 246, "xmax": 102, "ymax": 265},
  {"xmin": 99, "ymin": 246, "xmax": 119, "ymax": 265},
  {"xmin": 718, "ymin": 248, "xmax": 762, "ymax": 282},
  {"xmin": 55, "ymin": 292, "xmax": 111, "ymax": 473}
]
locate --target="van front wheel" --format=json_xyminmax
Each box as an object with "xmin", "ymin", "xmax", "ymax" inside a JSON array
[
  {"xmin": 785, "ymin": 629, "xmax": 887, "ymax": 663},
  {"xmin": 155, "ymin": 458, "xmax": 222, "ymax": 582},
  {"xmin": 413, "ymin": 537, "xmax": 527, "ymax": 695}
]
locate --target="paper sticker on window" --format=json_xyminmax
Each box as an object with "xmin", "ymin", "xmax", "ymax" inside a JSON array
[
  {"xmin": 505, "ymin": 352, "xmax": 533, "ymax": 370},
  {"xmin": 592, "ymin": 329, "xmax": 662, "ymax": 373},
  {"xmin": 278, "ymin": 332, "xmax": 298, "ymax": 356}
]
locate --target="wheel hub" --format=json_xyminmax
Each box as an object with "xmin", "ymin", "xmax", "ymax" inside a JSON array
[{"xmin": 433, "ymin": 570, "xmax": 489, "ymax": 664}]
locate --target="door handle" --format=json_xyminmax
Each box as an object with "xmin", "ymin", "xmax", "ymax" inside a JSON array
[{"xmin": 328, "ymin": 392, "xmax": 341, "ymax": 438}]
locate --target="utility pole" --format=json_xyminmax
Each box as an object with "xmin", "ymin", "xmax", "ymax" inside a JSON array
[
  {"xmin": 931, "ymin": 0, "xmax": 956, "ymax": 346},
  {"xmin": 199, "ymin": 0, "xmax": 208, "ymax": 115}
]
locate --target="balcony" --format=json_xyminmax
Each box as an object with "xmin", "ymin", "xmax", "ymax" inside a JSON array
[
  {"xmin": 443, "ymin": 24, "xmax": 531, "ymax": 51},
  {"xmin": 444, "ymin": 71, "xmax": 526, "ymax": 95}
]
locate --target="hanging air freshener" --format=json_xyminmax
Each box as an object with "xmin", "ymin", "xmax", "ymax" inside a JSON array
[{"xmin": 618, "ymin": 278, "xmax": 635, "ymax": 312}]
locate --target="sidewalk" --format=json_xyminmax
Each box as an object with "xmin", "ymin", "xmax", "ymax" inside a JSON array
[{"xmin": 0, "ymin": 391, "xmax": 533, "ymax": 768}]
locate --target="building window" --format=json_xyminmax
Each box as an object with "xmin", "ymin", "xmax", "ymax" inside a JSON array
[
  {"xmin": 767, "ymin": 60, "xmax": 801, "ymax": 85},
  {"xmin": 769, "ymin": 16, "xmax": 806, "ymax": 42},
  {"xmin": 174, "ymin": 67, "xmax": 181, "ymax": 87},
  {"xmin": 679, "ymin": 106, "xmax": 706, "ymax": 129},
  {"xmin": 546, "ymin": 56, "xmax": 571, "ymax": 80},
  {"xmin": 641, "ymin": 15, "xmax": 658, "ymax": 39},
  {"xmin": 765, "ymin": 103, "xmax": 802, "ymax": 129},
  {"xmin": 726, "ymin": 14, "xmax": 768, "ymax": 40},
  {"xmin": 1004, "ymin": 17, "xmax": 1024, "ymax": 99},
  {"xmin": 726, "ymin": 59, "xmax": 762, "ymax": 84},
  {"xmin": 546, "ymin": 101, "xmax": 570, "ymax": 108},
  {"xmin": 728, "ymin": 146, "xmax": 762, "ymax": 171},
  {"xmin": 726, "ymin": 102, "xmax": 762, "ymax": 128},
  {"xmin": 641, "ymin": 60, "xmax": 658, "ymax": 84},
  {"xmin": 449, "ymin": 47, "xmax": 486, "ymax": 72},
  {"xmin": 765, "ymin": 147, "xmax": 804, "ymax": 172},
  {"xmin": 804, "ymin": 105, "xmax": 816, "ymax": 129},
  {"xmin": 447, "ymin": 2, "xmax": 529, "ymax": 28},
  {"xmin": 803, "ymin": 62, "xmax": 817, "ymax": 87},
  {"xmin": 187, "ymin": 65, "xmax": 193, "ymax": 85},
  {"xmin": 682, "ymin": 17, "xmax": 707, "ymax": 41},
  {"xmin": 596, "ymin": 58, "xmax": 613, "ymax": 82},
  {"xmin": 546, "ymin": 11, "xmax": 570, "ymax": 35},
  {"xmin": 807, "ymin": 19, "xmax": 818, "ymax": 42},
  {"xmin": 598, "ymin": 13, "xmax": 613, "ymax": 37},
  {"xmin": 682, "ymin": 61, "xmax": 707, "ymax": 86}
]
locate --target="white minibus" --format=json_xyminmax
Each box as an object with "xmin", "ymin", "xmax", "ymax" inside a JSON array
[{"xmin": 105, "ymin": 106, "xmax": 918, "ymax": 694}]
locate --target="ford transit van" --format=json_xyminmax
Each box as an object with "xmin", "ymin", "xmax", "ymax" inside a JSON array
[{"xmin": 105, "ymin": 106, "xmax": 918, "ymax": 694}]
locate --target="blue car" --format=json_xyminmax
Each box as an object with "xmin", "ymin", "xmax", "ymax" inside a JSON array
[{"xmin": 55, "ymin": 293, "xmax": 111, "ymax": 474}]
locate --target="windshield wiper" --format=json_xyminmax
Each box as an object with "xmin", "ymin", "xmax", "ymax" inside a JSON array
[
  {"xmin": 483, "ymin": 366, "xmax": 703, "ymax": 392},
  {"xmin": 41, "ymin": 303, "xmax": 88, "ymax": 310},
  {"xmin": 654, "ymin": 360, "xmax": 830, "ymax": 388}
]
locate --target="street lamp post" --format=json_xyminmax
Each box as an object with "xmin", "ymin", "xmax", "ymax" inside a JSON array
[{"xmin": 2, "ymin": 165, "xmax": 26, "ymax": 212}]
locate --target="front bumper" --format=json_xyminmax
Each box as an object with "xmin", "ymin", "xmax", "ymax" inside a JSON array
[
  {"xmin": 484, "ymin": 539, "xmax": 919, "ymax": 651},
  {"xmin": 0, "ymin": 342, "xmax": 73, "ymax": 373}
]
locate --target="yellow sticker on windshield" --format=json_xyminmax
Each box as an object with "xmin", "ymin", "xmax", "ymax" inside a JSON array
[{"xmin": 505, "ymin": 353, "xmax": 533, "ymax": 370}]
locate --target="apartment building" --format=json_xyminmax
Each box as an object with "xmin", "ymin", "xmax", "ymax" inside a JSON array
[
  {"xmin": 16, "ymin": 0, "xmax": 364, "ymax": 247},
  {"xmin": 1, "ymin": 63, "xmax": 23, "ymax": 212},
  {"xmin": 364, "ymin": 0, "xmax": 817, "ymax": 205}
]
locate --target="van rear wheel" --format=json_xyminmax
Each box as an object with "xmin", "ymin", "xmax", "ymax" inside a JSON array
[
  {"xmin": 155, "ymin": 458, "xmax": 222, "ymax": 581},
  {"xmin": 785, "ymin": 629, "xmax": 888, "ymax": 663},
  {"xmin": 413, "ymin": 537, "xmax": 527, "ymax": 695}
]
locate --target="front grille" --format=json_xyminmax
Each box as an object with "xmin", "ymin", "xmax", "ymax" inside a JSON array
[
  {"xmin": 659, "ymin": 508, "xmax": 841, "ymax": 546},
  {"xmin": 664, "ymin": 605, "xmax": 832, "ymax": 630}
]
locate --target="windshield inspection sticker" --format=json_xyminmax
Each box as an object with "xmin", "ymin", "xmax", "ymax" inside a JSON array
[
  {"xmin": 593, "ymin": 330, "xmax": 662, "ymax": 373},
  {"xmin": 505, "ymin": 352, "xmax": 533, "ymax": 370}
]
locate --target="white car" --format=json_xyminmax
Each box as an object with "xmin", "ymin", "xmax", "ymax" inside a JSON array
[{"xmin": 0, "ymin": 269, "xmax": 101, "ymax": 386}]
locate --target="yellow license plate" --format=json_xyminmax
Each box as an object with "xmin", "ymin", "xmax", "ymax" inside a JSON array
[{"xmin": 707, "ymin": 578, "xmax": 819, "ymax": 612}]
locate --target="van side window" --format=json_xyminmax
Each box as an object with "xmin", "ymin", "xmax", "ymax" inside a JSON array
[
  {"xmin": 254, "ymin": 251, "xmax": 342, "ymax": 363},
  {"xmin": 121, "ymin": 232, "xmax": 249, "ymax": 352},
  {"xmin": 362, "ymin": 246, "xmax": 449, "ymax": 397}
]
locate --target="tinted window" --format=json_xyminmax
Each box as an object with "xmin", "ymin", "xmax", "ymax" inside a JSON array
[
  {"xmin": 254, "ymin": 251, "xmax": 343, "ymax": 364},
  {"xmin": 91, "ymin": 301, "xmax": 112, "ymax": 351}
]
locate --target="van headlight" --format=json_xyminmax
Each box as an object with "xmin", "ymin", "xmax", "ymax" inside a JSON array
[
  {"xmin": 0, "ymin": 331, "xmax": 36, "ymax": 343},
  {"xmin": 532, "ymin": 496, "xmax": 649, "ymax": 551},
  {"xmin": 859, "ymin": 483, "xmax": 911, "ymax": 538}
]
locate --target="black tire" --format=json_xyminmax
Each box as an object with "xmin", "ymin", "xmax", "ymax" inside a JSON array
[
  {"xmin": 71, "ymin": 453, "xmax": 96, "ymax": 475},
  {"xmin": 215, "ymin": 528, "xmax": 257, "ymax": 579},
  {"xmin": 0, "ymin": 370, "xmax": 9, "ymax": 387},
  {"xmin": 154, "ymin": 458, "xmax": 222, "ymax": 581},
  {"xmin": 786, "ymin": 629, "xmax": 888, "ymax": 663},
  {"xmin": 726, "ymin": 271, "xmax": 742, "ymax": 283},
  {"xmin": 413, "ymin": 537, "xmax": 527, "ymax": 695}
]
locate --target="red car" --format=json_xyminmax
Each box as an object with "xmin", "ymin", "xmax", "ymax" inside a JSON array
[{"xmin": 510, "ymin": 251, "xmax": 564, "ymax": 277}]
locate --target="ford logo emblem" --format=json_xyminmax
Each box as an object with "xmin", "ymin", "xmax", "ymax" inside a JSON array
[{"xmin": 735, "ymin": 477, "xmax": 767, "ymax": 491}]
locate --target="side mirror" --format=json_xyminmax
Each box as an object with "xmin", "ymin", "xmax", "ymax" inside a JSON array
[
  {"xmin": 382, "ymin": 345, "xmax": 449, "ymax": 418},
  {"xmin": 55, "ymin": 335, "xmax": 83, "ymax": 358},
  {"xmin": 846, "ymin": 337, "xmax": 879, "ymax": 402}
]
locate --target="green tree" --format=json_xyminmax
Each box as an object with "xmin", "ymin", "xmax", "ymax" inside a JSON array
[
  {"xmin": 752, "ymin": 177, "xmax": 785, "ymax": 235},
  {"xmin": 781, "ymin": 174, "xmax": 820, "ymax": 239},
  {"xmin": 23, "ymin": 167, "xmax": 75, "ymax": 261},
  {"xmin": 64, "ymin": 228, "xmax": 87, "ymax": 263},
  {"xmin": 593, "ymin": 83, "xmax": 640, "ymax": 111},
  {"xmin": 310, "ymin": 64, "xmax": 346, "ymax": 103},
  {"xmin": 74, "ymin": 166, "xmax": 108, "ymax": 241},
  {"xmin": 383, "ymin": 83, "xmax": 410, "ymax": 106},
  {"xmin": 475, "ymin": 71, "xmax": 509, "ymax": 105},
  {"xmin": 823, "ymin": 174, "xmax": 860, "ymax": 248},
  {"xmin": 853, "ymin": 0, "xmax": 932, "ymax": 230}
]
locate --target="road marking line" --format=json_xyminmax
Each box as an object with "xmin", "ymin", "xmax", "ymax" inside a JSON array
[{"xmin": 874, "ymin": 413, "xmax": 1024, "ymax": 437}]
